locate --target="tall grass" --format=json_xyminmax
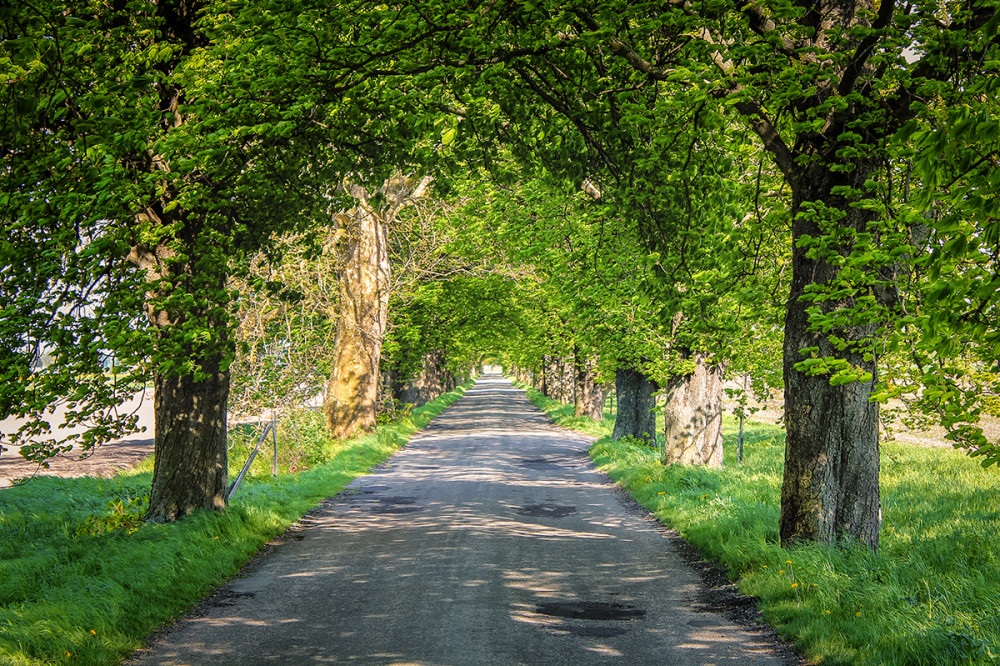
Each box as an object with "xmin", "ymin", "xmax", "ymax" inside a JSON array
[
  {"xmin": 0, "ymin": 384, "xmax": 468, "ymax": 666},
  {"xmin": 523, "ymin": 384, "xmax": 1000, "ymax": 665}
]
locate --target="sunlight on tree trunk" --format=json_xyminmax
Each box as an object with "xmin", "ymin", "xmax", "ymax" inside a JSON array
[
  {"xmin": 324, "ymin": 205, "xmax": 390, "ymax": 439},
  {"xmin": 574, "ymin": 348, "xmax": 607, "ymax": 420},
  {"xmin": 662, "ymin": 354, "xmax": 723, "ymax": 468},
  {"xmin": 324, "ymin": 175, "xmax": 431, "ymax": 439},
  {"xmin": 128, "ymin": 237, "xmax": 231, "ymax": 523}
]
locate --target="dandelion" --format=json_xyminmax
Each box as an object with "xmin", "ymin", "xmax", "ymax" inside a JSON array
[
  {"xmin": 658, "ymin": 491, "xmax": 666, "ymax": 495},
  {"xmin": 66, "ymin": 652, "xmax": 71, "ymax": 658},
  {"xmin": 90, "ymin": 629, "xmax": 96, "ymax": 635},
  {"xmin": 856, "ymin": 612, "xmax": 862, "ymax": 617},
  {"xmin": 762, "ymin": 565, "xmax": 768, "ymax": 568},
  {"xmin": 825, "ymin": 610, "xmax": 831, "ymax": 615},
  {"xmin": 779, "ymin": 570, "xmax": 785, "ymax": 574},
  {"xmin": 786, "ymin": 560, "xmax": 792, "ymax": 564},
  {"xmin": 791, "ymin": 583, "xmax": 799, "ymax": 588}
]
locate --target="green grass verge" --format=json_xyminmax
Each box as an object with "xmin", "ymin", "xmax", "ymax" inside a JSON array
[
  {"xmin": 0, "ymin": 383, "xmax": 469, "ymax": 666},
  {"xmin": 521, "ymin": 384, "xmax": 1000, "ymax": 665}
]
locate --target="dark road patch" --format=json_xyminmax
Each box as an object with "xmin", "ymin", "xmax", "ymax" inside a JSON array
[
  {"xmin": 559, "ymin": 625, "xmax": 630, "ymax": 638},
  {"xmin": 516, "ymin": 504, "xmax": 577, "ymax": 518},
  {"xmin": 520, "ymin": 457, "xmax": 558, "ymax": 468},
  {"xmin": 535, "ymin": 601, "xmax": 646, "ymax": 621},
  {"xmin": 371, "ymin": 496, "xmax": 421, "ymax": 513}
]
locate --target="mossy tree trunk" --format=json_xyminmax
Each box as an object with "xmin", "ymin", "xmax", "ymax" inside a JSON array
[
  {"xmin": 611, "ymin": 364, "xmax": 657, "ymax": 444},
  {"xmin": 780, "ymin": 161, "xmax": 881, "ymax": 548}
]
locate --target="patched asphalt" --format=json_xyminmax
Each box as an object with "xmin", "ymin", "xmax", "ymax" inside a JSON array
[{"xmin": 131, "ymin": 376, "xmax": 796, "ymax": 665}]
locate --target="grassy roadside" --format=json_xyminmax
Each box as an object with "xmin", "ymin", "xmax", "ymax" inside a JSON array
[
  {"xmin": 521, "ymin": 384, "xmax": 1000, "ymax": 665},
  {"xmin": 0, "ymin": 383, "xmax": 469, "ymax": 666}
]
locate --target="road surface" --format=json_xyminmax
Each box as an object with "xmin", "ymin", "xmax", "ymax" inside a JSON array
[{"xmin": 132, "ymin": 376, "xmax": 794, "ymax": 665}]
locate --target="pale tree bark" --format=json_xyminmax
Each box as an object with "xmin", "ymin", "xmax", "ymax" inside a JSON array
[
  {"xmin": 662, "ymin": 353, "xmax": 723, "ymax": 468},
  {"xmin": 573, "ymin": 346, "xmax": 607, "ymax": 420},
  {"xmin": 611, "ymin": 364, "xmax": 657, "ymax": 444},
  {"xmin": 559, "ymin": 357, "xmax": 576, "ymax": 405},
  {"xmin": 324, "ymin": 175, "xmax": 431, "ymax": 439},
  {"xmin": 542, "ymin": 354, "xmax": 560, "ymax": 400}
]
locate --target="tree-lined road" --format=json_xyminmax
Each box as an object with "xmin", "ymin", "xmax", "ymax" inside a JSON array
[{"xmin": 134, "ymin": 377, "xmax": 792, "ymax": 665}]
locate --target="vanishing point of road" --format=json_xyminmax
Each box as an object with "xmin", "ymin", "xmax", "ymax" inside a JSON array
[{"xmin": 133, "ymin": 376, "xmax": 794, "ymax": 665}]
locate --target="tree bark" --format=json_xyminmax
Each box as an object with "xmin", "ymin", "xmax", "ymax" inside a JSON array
[
  {"xmin": 542, "ymin": 354, "xmax": 562, "ymax": 400},
  {"xmin": 323, "ymin": 175, "xmax": 430, "ymax": 438},
  {"xmin": 129, "ymin": 231, "xmax": 231, "ymax": 523},
  {"xmin": 574, "ymin": 348, "xmax": 607, "ymax": 420},
  {"xmin": 780, "ymin": 162, "xmax": 881, "ymax": 549},
  {"xmin": 324, "ymin": 203, "xmax": 390, "ymax": 439},
  {"xmin": 399, "ymin": 350, "xmax": 452, "ymax": 407},
  {"xmin": 147, "ymin": 352, "xmax": 229, "ymax": 522},
  {"xmin": 559, "ymin": 357, "xmax": 576, "ymax": 405},
  {"xmin": 611, "ymin": 364, "xmax": 657, "ymax": 444},
  {"xmin": 533, "ymin": 363, "xmax": 545, "ymax": 392},
  {"xmin": 662, "ymin": 354, "xmax": 723, "ymax": 468}
]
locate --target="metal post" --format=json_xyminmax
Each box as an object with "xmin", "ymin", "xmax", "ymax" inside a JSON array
[{"xmin": 271, "ymin": 406, "xmax": 277, "ymax": 477}]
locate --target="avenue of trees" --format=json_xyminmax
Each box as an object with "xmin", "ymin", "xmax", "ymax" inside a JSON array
[{"xmin": 2, "ymin": 0, "xmax": 998, "ymax": 549}]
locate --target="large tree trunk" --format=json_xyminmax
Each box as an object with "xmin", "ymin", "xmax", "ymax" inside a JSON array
[
  {"xmin": 129, "ymin": 231, "xmax": 231, "ymax": 523},
  {"xmin": 662, "ymin": 354, "xmax": 723, "ymax": 468},
  {"xmin": 542, "ymin": 354, "xmax": 561, "ymax": 400},
  {"xmin": 147, "ymin": 353, "xmax": 229, "ymax": 522},
  {"xmin": 324, "ymin": 203, "xmax": 390, "ymax": 439},
  {"xmin": 780, "ymin": 162, "xmax": 881, "ymax": 549},
  {"xmin": 611, "ymin": 365, "xmax": 657, "ymax": 444},
  {"xmin": 323, "ymin": 175, "xmax": 429, "ymax": 438},
  {"xmin": 574, "ymin": 347, "xmax": 607, "ymax": 420}
]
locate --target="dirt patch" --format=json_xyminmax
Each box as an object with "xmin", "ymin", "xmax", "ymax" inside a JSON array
[{"xmin": 0, "ymin": 437, "xmax": 155, "ymax": 489}]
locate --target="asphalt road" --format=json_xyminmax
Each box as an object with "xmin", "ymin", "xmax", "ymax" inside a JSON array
[{"xmin": 133, "ymin": 376, "xmax": 791, "ymax": 665}]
